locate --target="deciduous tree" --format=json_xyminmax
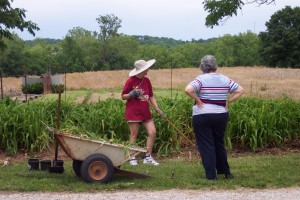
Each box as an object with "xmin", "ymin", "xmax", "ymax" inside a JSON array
[
  {"xmin": 96, "ymin": 14, "xmax": 121, "ymax": 41},
  {"xmin": 0, "ymin": 0, "xmax": 39, "ymax": 50},
  {"xmin": 259, "ymin": 6, "xmax": 300, "ymax": 67},
  {"xmin": 203, "ymin": 0, "xmax": 276, "ymax": 27},
  {"xmin": 96, "ymin": 14, "xmax": 122, "ymax": 69}
]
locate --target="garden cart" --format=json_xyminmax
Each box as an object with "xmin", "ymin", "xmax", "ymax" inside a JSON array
[{"xmin": 47, "ymin": 128, "xmax": 150, "ymax": 183}]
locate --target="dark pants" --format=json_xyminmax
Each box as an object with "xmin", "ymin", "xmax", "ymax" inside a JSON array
[{"xmin": 192, "ymin": 113, "xmax": 230, "ymax": 179}]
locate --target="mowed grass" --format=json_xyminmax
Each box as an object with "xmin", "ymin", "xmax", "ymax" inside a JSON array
[
  {"xmin": 37, "ymin": 89, "xmax": 185, "ymax": 103},
  {"xmin": 0, "ymin": 152, "xmax": 299, "ymax": 191}
]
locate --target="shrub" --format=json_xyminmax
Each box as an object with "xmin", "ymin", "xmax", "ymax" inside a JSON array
[{"xmin": 21, "ymin": 82, "xmax": 43, "ymax": 94}]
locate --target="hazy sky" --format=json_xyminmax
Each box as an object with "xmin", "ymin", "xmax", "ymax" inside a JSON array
[{"xmin": 11, "ymin": 0, "xmax": 299, "ymax": 41}]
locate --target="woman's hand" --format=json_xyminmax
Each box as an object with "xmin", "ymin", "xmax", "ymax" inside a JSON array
[
  {"xmin": 195, "ymin": 99, "xmax": 204, "ymax": 108},
  {"xmin": 185, "ymin": 85, "xmax": 203, "ymax": 108},
  {"xmin": 129, "ymin": 89, "xmax": 142, "ymax": 98},
  {"xmin": 155, "ymin": 107, "xmax": 166, "ymax": 118}
]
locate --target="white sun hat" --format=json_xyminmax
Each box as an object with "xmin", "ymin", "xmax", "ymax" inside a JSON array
[{"xmin": 129, "ymin": 59, "xmax": 156, "ymax": 77}]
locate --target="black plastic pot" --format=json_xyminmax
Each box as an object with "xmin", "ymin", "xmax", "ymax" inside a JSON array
[
  {"xmin": 28, "ymin": 158, "xmax": 39, "ymax": 170},
  {"xmin": 40, "ymin": 160, "xmax": 52, "ymax": 171},
  {"xmin": 53, "ymin": 159, "xmax": 64, "ymax": 167},
  {"xmin": 49, "ymin": 159, "xmax": 65, "ymax": 174}
]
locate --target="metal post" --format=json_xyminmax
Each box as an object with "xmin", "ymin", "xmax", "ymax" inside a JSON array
[
  {"xmin": 171, "ymin": 62, "xmax": 172, "ymax": 100},
  {"xmin": 0, "ymin": 75, "xmax": 3, "ymax": 99},
  {"xmin": 0, "ymin": 57, "xmax": 2, "ymax": 99},
  {"xmin": 24, "ymin": 75, "xmax": 27, "ymax": 102},
  {"xmin": 170, "ymin": 58, "xmax": 173, "ymax": 100},
  {"xmin": 64, "ymin": 65, "xmax": 66, "ymax": 101}
]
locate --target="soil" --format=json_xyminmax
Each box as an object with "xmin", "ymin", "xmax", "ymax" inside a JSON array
[
  {"xmin": 0, "ymin": 145, "xmax": 68, "ymax": 165},
  {"xmin": 10, "ymin": 94, "xmax": 43, "ymax": 103},
  {"xmin": 1, "ymin": 139, "xmax": 300, "ymax": 165}
]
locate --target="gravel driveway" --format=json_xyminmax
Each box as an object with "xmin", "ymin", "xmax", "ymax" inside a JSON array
[{"xmin": 1, "ymin": 188, "xmax": 300, "ymax": 200}]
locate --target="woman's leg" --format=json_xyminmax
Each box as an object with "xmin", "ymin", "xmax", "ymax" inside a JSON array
[
  {"xmin": 142, "ymin": 120, "xmax": 156, "ymax": 156},
  {"xmin": 212, "ymin": 113, "xmax": 230, "ymax": 175},
  {"xmin": 128, "ymin": 122, "xmax": 140, "ymax": 144},
  {"xmin": 128, "ymin": 122, "xmax": 140, "ymax": 165},
  {"xmin": 192, "ymin": 114, "xmax": 217, "ymax": 179}
]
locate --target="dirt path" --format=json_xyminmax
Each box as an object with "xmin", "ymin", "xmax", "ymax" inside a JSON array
[{"xmin": 1, "ymin": 188, "xmax": 300, "ymax": 200}]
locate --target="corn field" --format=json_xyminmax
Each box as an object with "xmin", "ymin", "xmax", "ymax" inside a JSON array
[{"xmin": 0, "ymin": 96, "xmax": 299, "ymax": 156}]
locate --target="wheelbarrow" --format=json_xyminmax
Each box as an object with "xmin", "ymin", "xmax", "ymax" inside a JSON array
[{"xmin": 47, "ymin": 128, "xmax": 150, "ymax": 183}]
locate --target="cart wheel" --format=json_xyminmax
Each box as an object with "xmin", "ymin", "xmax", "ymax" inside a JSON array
[
  {"xmin": 72, "ymin": 159, "xmax": 83, "ymax": 177},
  {"xmin": 80, "ymin": 154, "xmax": 114, "ymax": 183}
]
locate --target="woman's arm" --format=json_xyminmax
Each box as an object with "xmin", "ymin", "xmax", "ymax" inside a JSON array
[
  {"xmin": 122, "ymin": 93, "xmax": 131, "ymax": 100},
  {"xmin": 185, "ymin": 85, "xmax": 203, "ymax": 108},
  {"xmin": 228, "ymin": 85, "xmax": 245, "ymax": 103},
  {"xmin": 149, "ymin": 95, "xmax": 165, "ymax": 117},
  {"xmin": 149, "ymin": 96, "xmax": 158, "ymax": 108}
]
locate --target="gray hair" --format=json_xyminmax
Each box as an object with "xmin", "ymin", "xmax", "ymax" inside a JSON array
[{"xmin": 199, "ymin": 55, "xmax": 217, "ymax": 73}]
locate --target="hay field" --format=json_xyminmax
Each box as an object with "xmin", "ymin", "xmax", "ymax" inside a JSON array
[{"xmin": 2, "ymin": 67, "xmax": 300, "ymax": 100}]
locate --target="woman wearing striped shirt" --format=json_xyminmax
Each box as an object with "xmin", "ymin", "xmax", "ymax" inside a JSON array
[{"xmin": 185, "ymin": 55, "xmax": 244, "ymax": 180}]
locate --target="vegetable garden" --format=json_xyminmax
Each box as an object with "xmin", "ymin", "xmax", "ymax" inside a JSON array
[{"xmin": 0, "ymin": 95, "xmax": 299, "ymax": 156}]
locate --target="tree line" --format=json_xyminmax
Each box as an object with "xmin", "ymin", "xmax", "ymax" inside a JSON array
[
  {"xmin": 0, "ymin": 30, "xmax": 260, "ymax": 76},
  {"xmin": 0, "ymin": 5, "xmax": 299, "ymax": 76}
]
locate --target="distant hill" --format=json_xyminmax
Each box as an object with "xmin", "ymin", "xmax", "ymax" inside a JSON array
[
  {"xmin": 132, "ymin": 35, "xmax": 217, "ymax": 47},
  {"xmin": 25, "ymin": 38, "xmax": 61, "ymax": 46},
  {"xmin": 131, "ymin": 35, "xmax": 186, "ymax": 47},
  {"xmin": 23, "ymin": 36, "xmax": 216, "ymax": 47}
]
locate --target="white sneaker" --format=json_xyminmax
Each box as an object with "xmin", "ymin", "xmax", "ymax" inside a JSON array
[
  {"xmin": 129, "ymin": 158, "xmax": 138, "ymax": 166},
  {"xmin": 143, "ymin": 155, "xmax": 159, "ymax": 166}
]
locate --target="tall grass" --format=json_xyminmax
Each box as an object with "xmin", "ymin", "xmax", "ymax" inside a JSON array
[
  {"xmin": 0, "ymin": 96, "xmax": 299, "ymax": 155},
  {"xmin": 0, "ymin": 97, "xmax": 55, "ymax": 154},
  {"xmin": 226, "ymin": 97, "xmax": 300, "ymax": 150}
]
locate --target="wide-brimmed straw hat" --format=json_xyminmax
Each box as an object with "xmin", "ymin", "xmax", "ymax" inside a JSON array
[{"xmin": 129, "ymin": 59, "xmax": 156, "ymax": 77}]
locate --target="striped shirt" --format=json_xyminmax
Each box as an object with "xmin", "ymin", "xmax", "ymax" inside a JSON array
[{"xmin": 188, "ymin": 73, "xmax": 239, "ymax": 115}]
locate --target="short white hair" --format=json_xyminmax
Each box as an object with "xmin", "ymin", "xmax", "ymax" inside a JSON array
[{"xmin": 199, "ymin": 55, "xmax": 217, "ymax": 73}]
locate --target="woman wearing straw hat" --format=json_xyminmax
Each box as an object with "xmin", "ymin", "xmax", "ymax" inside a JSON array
[{"xmin": 122, "ymin": 59, "xmax": 164, "ymax": 166}]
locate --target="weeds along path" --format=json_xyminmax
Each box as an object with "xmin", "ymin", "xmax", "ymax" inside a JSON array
[{"xmin": 1, "ymin": 188, "xmax": 300, "ymax": 200}]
